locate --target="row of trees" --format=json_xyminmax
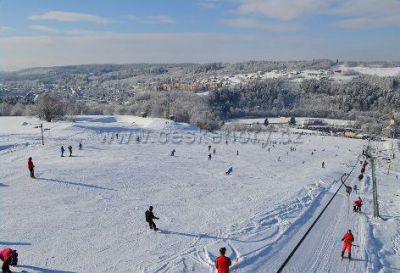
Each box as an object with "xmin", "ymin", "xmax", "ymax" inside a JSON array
[
  {"xmin": 1, "ymin": 73, "xmax": 399, "ymax": 134},
  {"xmin": 0, "ymin": 91, "xmax": 222, "ymax": 131}
]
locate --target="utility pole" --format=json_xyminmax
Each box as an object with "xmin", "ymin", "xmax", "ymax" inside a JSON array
[
  {"xmin": 34, "ymin": 123, "xmax": 50, "ymax": 145},
  {"xmin": 366, "ymin": 144, "xmax": 380, "ymax": 218},
  {"xmin": 165, "ymin": 92, "xmax": 170, "ymax": 119}
]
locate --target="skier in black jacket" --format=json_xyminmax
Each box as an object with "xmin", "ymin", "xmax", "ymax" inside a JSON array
[{"xmin": 145, "ymin": 206, "xmax": 159, "ymax": 231}]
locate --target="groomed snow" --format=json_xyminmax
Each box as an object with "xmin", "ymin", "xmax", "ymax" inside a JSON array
[
  {"xmin": 335, "ymin": 65, "xmax": 400, "ymax": 77},
  {"xmin": 0, "ymin": 116, "xmax": 397, "ymax": 273}
]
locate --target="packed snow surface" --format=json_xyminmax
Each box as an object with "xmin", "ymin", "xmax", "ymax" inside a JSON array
[{"xmin": 0, "ymin": 116, "xmax": 398, "ymax": 273}]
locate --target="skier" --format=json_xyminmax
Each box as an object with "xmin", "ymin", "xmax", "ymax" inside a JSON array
[
  {"xmin": 170, "ymin": 149, "xmax": 176, "ymax": 156},
  {"xmin": 213, "ymin": 148, "xmax": 216, "ymax": 155},
  {"xmin": 0, "ymin": 247, "xmax": 18, "ymax": 273},
  {"xmin": 208, "ymin": 153, "xmax": 212, "ymax": 160},
  {"xmin": 79, "ymin": 142, "xmax": 82, "ymax": 150},
  {"xmin": 341, "ymin": 230, "xmax": 354, "ymax": 259},
  {"xmin": 354, "ymin": 197, "xmax": 363, "ymax": 212},
  {"xmin": 322, "ymin": 161, "xmax": 325, "ymax": 168},
  {"xmin": 145, "ymin": 206, "xmax": 159, "ymax": 231},
  {"xmin": 27, "ymin": 157, "xmax": 35, "ymax": 178},
  {"xmin": 116, "ymin": 133, "xmax": 119, "ymax": 140},
  {"xmin": 208, "ymin": 145, "xmax": 212, "ymax": 152},
  {"xmin": 226, "ymin": 167, "xmax": 233, "ymax": 175},
  {"xmin": 353, "ymin": 184, "xmax": 358, "ymax": 194},
  {"xmin": 345, "ymin": 186, "xmax": 352, "ymax": 195},
  {"xmin": 61, "ymin": 145, "xmax": 65, "ymax": 157},
  {"xmin": 215, "ymin": 247, "xmax": 231, "ymax": 273},
  {"xmin": 236, "ymin": 150, "xmax": 239, "ymax": 156},
  {"xmin": 68, "ymin": 145, "xmax": 72, "ymax": 157}
]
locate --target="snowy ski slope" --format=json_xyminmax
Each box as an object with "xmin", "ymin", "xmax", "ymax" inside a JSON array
[{"xmin": 0, "ymin": 116, "xmax": 397, "ymax": 273}]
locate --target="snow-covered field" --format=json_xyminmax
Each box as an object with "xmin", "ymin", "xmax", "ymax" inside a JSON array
[
  {"xmin": 198, "ymin": 64, "xmax": 400, "ymax": 90},
  {"xmin": 336, "ymin": 65, "xmax": 400, "ymax": 77},
  {"xmin": 226, "ymin": 117, "xmax": 354, "ymax": 127},
  {"xmin": 0, "ymin": 116, "xmax": 398, "ymax": 273}
]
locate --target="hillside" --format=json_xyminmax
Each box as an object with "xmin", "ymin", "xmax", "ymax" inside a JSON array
[{"xmin": 1, "ymin": 116, "xmax": 399, "ymax": 272}]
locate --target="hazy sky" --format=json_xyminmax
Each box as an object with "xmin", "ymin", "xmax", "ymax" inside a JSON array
[{"xmin": 1, "ymin": 0, "xmax": 400, "ymax": 70}]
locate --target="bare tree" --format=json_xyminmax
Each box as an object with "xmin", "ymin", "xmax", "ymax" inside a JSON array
[{"xmin": 35, "ymin": 94, "xmax": 66, "ymax": 122}]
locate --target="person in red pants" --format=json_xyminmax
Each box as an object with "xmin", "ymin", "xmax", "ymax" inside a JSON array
[
  {"xmin": 341, "ymin": 230, "xmax": 354, "ymax": 259},
  {"xmin": 215, "ymin": 247, "xmax": 232, "ymax": 273},
  {"xmin": 0, "ymin": 248, "xmax": 18, "ymax": 273}
]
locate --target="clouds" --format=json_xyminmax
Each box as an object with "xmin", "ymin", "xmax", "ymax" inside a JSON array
[
  {"xmin": 333, "ymin": 16, "xmax": 400, "ymax": 29},
  {"xmin": 125, "ymin": 15, "xmax": 176, "ymax": 24},
  {"xmin": 1, "ymin": 1, "xmax": 400, "ymax": 70},
  {"xmin": 222, "ymin": 18, "xmax": 301, "ymax": 31},
  {"xmin": 29, "ymin": 11, "xmax": 112, "ymax": 24},
  {"xmin": 29, "ymin": 25, "xmax": 58, "ymax": 33},
  {"xmin": 235, "ymin": 0, "xmax": 329, "ymax": 21},
  {"xmin": 0, "ymin": 25, "xmax": 11, "ymax": 32},
  {"xmin": 228, "ymin": 0, "xmax": 400, "ymax": 29},
  {"xmin": 329, "ymin": 0, "xmax": 400, "ymax": 29},
  {"xmin": 197, "ymin": 0, "xmax": 221, "ymax": 9},
  {"xmin": 1, "ymin": 30, "xmax": 399, "ymax": 70},
  {"xmin": 0, "ymin": 32, "xmax": 254, "ymax": 70}
]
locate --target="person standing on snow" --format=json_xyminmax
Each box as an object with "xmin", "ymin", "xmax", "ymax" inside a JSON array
[
  {"xmin": 213, "ymin": 148, "xmax": 216, "ymax": 155},
  {"xmin": 322, "ymin": 161, "xmax": 325, "ymax": 168},
  {"xmin": 341, "ymin": 229, "xmax": 354, "ymax": 259},
  {"xmin": 208, "ymin": 153, "xmax": 212, "ymax": 160},
  {"xmin": 61, "ymin": 146, "xmax": 65, "ymax": 157},
  {"xmin": 68, "ymin": 145, "xmax": 73, "ymax": 157},
  {"xmin": 145, "ymin": 206, "xmax": 159, "ymax": 231},
  {"xmin": 353, "ymin": 184, "xmax": 358, "ymax": 194},
  {"xmin": 215, "ymin": 247, "xmax": 232, "ymax": 273},
  {"xmin": 0, "ymin": 247, "xmax": 18, "ymax": 273},
  {"xmin": 354, "ymin": 197, "xmax": 363, "ymax": 212},
  {"xmin": 79, "ymin": 142, "xmax": 82, "ymax": 150},
  {"xmin": 27, "ymin": 157, "xmax": 35, "ymax": 178},
  {"xmin": 345, "ymin": 186, "xmax": 352, "ymax": 195}
]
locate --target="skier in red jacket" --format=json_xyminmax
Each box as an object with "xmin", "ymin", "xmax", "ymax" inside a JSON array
[
  {"xmin": 215, "ymin": 247, "xmax": 232, "ymax": 273},
  {"xmin": 341, "ymin": 230, "xmax": 354, "ymax": 259},
  {"xmin": 0, "ymin": 247, "xmax": 18, "ymax": 273},
  {"xmin": 354, "ymin": 197, "xmax": 363, "ymax": 212},
  {"xmin": 27, "ymin": 157, "xmax": 35, "ymax": 178}
]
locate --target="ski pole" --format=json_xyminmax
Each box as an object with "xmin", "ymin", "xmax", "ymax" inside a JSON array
[
  {"xmin": 234, "ymin": 257, "xmax": 239, "ymax": 273},
  {"xmin": 351, "ymin": 244, "xmax": 360, "ymax": 247}
]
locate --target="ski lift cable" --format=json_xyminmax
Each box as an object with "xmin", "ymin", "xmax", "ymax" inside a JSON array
[{"xmin": 275, "ymin": 155, "xmax": 361, "ymax": 273}]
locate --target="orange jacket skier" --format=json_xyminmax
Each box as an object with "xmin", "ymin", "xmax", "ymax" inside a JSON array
[{"xmin": 341, "ymin": 230, "xmax": 354, "ymax": 259}]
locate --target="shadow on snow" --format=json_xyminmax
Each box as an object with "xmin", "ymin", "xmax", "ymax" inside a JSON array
[{"xmin": 37, "ymin": 178, "xmax": 116, "ymax": 191}]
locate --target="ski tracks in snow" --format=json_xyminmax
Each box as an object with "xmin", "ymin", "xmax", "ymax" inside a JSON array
[
  {"xmin": 147, "ymin": 158, "xmax": 376, "ymax": 273},
  {"xmin": 147, "ymin": 177, "xmax": 337, "ymax": 272}
]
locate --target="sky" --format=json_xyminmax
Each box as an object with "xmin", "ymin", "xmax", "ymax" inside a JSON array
[{"xmin": 0, "ymin": 0, "xmax": 400, "ymax": 70}]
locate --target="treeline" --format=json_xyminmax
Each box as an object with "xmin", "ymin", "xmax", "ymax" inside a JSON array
[
  {"xmin": 0, "ymin": 91, "xmax": 221, "ymax": 131},
  {"xmin": 209, "ymin": 74, "xmax": 399, "ymax": 118},
  {"xmin": 1, "ymin": 73, "xmax": 400, "ymax": 133}
]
